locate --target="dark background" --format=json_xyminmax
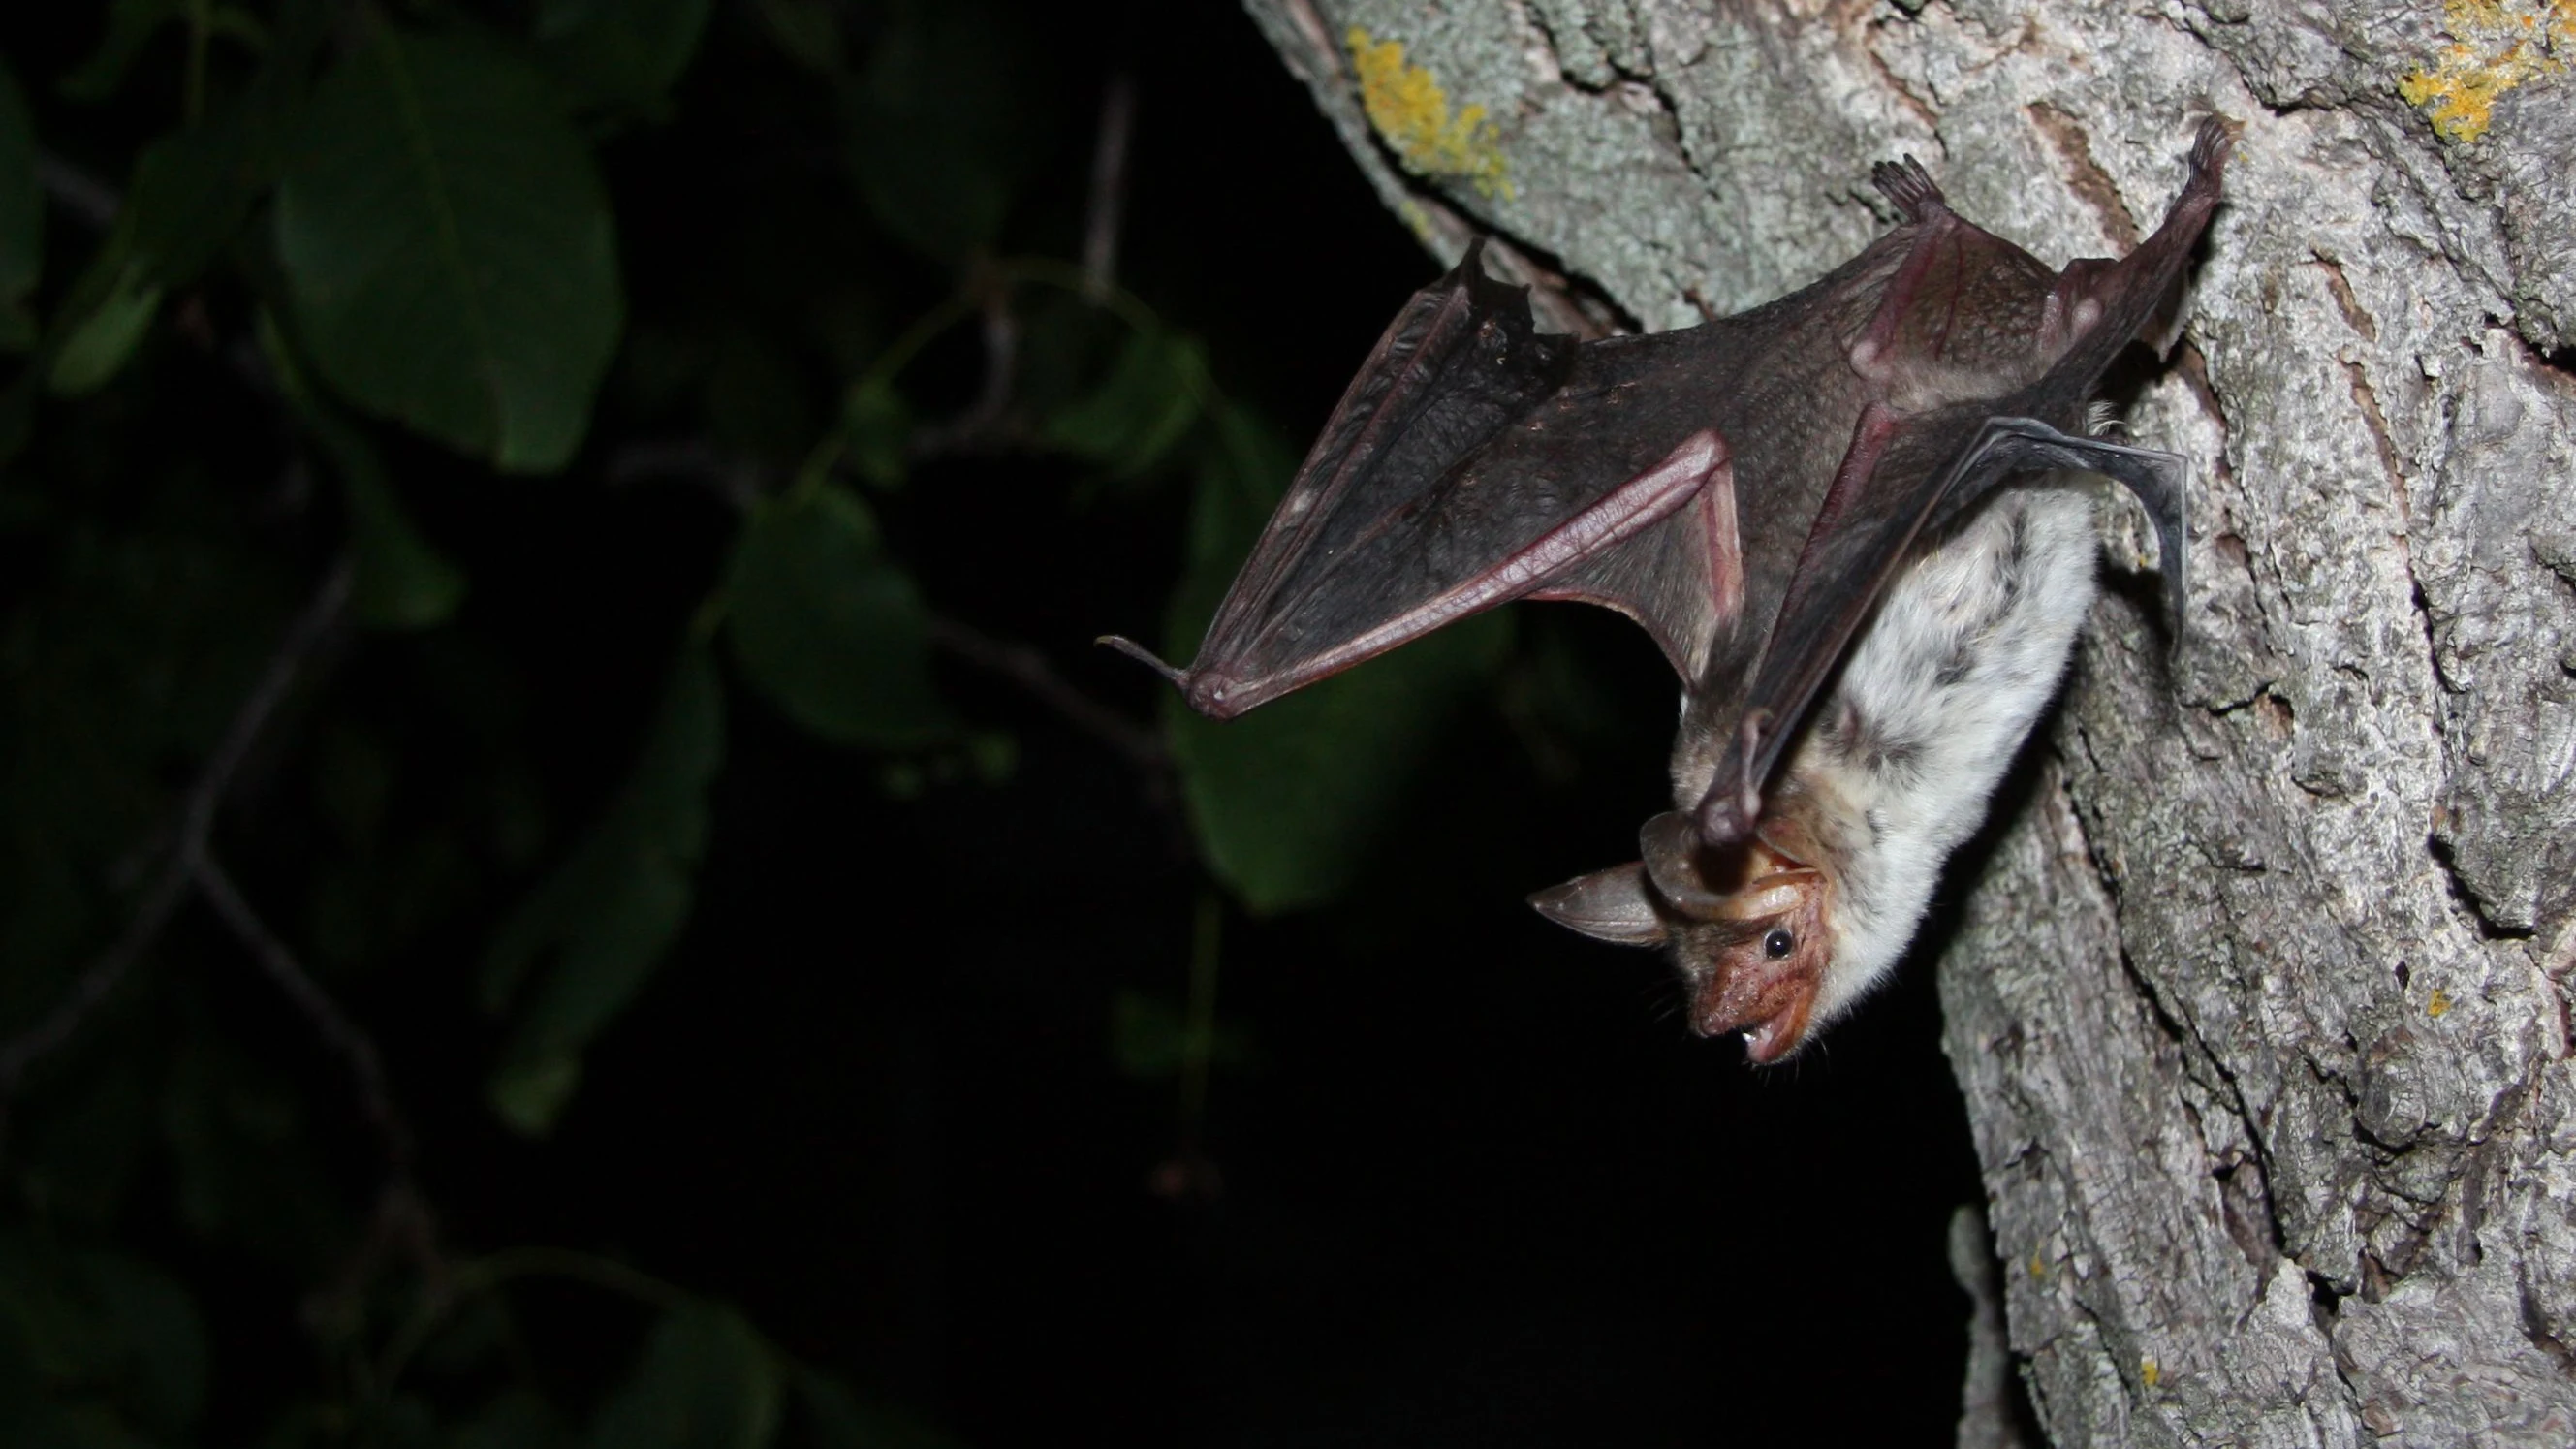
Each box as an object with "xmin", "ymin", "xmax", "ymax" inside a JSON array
[{"xmin": 0, "ymin": 2, "xmax": 1989, "ymax": 1443}]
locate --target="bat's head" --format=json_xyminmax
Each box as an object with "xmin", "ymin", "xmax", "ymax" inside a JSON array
[{"xmin": 1529, "ymin": 810, "xmax": 1837, "ymax": 1064}]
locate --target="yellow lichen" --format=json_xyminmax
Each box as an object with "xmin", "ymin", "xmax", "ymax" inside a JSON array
[
  {"xmin": 2429, "ymin": 987, "xmax": 2453, "ymax": 1018},
  {"xmin": 2027, "ymin": 1252, "xmax": 2048, "ymax": 1279},
  {"xmin": 1395, "ymin": 197, "xmax": 1440, "ymax": 248},
  {"xmin": 1346, "ymin": 27, "xmax": 1512, "ymax": 199},
  {"xmin": 2140, "ymin": 1355, "xmax": 2162, "ymax": 1390},
  {"xmin": 2398, "ymin": 0, "xmax": 2576, "ymax": 142}
]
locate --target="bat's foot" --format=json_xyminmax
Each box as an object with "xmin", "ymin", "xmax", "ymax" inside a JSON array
[
  {"xmin": 1869, "ymin": 156, "xmax": 1947, "ymax": 224},
  {"xmin": 1961, "ymin": 418, "xmax": 2191, "ymax": 645}
]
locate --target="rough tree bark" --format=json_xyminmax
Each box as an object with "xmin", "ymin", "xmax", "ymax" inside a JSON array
[{"xmin": 1240, "ymin": 1, "xmax": 2576, "ymax": 1442}]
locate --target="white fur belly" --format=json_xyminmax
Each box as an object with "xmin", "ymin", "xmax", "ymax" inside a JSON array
[{"xmin": 1789, "ymin": 483, "xmax": 2100, "ymax": 1021}]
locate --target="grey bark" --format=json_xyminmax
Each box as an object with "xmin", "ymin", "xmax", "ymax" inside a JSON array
[{"xmin": 1240, "ymin": 1, "xmax": 2576, "ymax": 1443}]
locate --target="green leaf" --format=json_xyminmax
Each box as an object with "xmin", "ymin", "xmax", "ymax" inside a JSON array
[
  {"xmin": 342, "ymin": 457, "xmax": 469, "ymax": 630},
  {"xmin": 0, "ymin": 1382, "xmax": 143, "ymax": 1449},
  {"xmin": 482, "ymin": 647, "xmax": 724, "ymax": 1135},
  {"xmin": 65, "ymin": 1256, "xmax": 205, "ymax": 1436},
  {"xmin": 724, "ymin": 486, "xmax": 949, "ymax": 749},
  {"xmin": 46, "ymin": 263, "xmax": 161, "ymax": 396},
  {"xmin": 537, "ymin": 0, "xmax": 715, "ymax": 110},
  {"xmin": 840, "ymin": 0, "xmax": 1036, "ymax": 262},
  {"xmin": 589, "ymin": 1302, "xmax": 782, "ymax": 1449},
  {"xmin": 58, "ymin": 0, "xmax": 181, "ymax": 104},
  {"xmin": 1164, "ymin": 405, "xmax": 1509, "ymax": 913},
  {"xmin": 0, "ymin": 1236, "xmax": 207, "ymax": 1442},
  {"xmin": 840, "ymin": 376, "xmax": 910, "ymax": 488},
  {"xmin": 705, "ymin": 327, "xmax": 813, "ymax": 466},
  {"xmin": 752, "ymin": 0, "xmax": 845, "ymax": 74},
  {"xmin": 1039, "ymin": 328, "xmax": 1207, "ymax": 478},
  {"xmin": 275, "ymin": 25, "xmax": 624, "ymax": 472},
  {"xmin": 160, "ymin": 1033, "xmax": 350, "ymax": 1272},
  {"xmin": 124, "ymin": 104, "xmax": 271, "ymax": 289},
  {"xmin": 259, "ymin": 311, "xmax": 468, "ymax": 630},
  {"xmin": 38, "ymin": 92, "xmax": 277, "ymax": 394},
  {"xmin": 0, "ymin": 57, "xmax": 39, "ymax": 352}
]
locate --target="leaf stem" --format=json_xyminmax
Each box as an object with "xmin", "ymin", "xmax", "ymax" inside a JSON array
[
  {"xmin": 183, "ymin": 0, "xmax": 212, "ymax": 121},
  {"xmin": 372, "ymin": 1245, "xmax": 692, "ymax": 1403},
  {"xmin": 792, "ymin": 254, "xmax": 1179, "ymax": 504}
]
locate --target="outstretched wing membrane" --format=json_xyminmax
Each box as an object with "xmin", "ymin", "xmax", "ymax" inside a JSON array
[{"xmin": 1109, "ymin": 243, "xmax": 1745, "ymax": 719}]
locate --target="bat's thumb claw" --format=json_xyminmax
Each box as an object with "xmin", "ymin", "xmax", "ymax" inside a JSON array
[
  {"xmin": 1697, "ymin": 793, "xmax": 1757, "ymax": 850},
  {"xmin": 1097, "ymin": 635, "xmax": 1189, "ymax": 686}
]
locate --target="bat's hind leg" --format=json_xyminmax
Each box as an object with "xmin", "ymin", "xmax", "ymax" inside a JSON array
[{"xmin": 1943, "ymin": 418, "xmax": 2190, "ymax": 641}]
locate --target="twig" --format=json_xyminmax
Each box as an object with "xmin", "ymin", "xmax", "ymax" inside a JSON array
[
  {"xmin": 1082, "ymin": 75, "xmax": 1137, "ymax": 301},
  {"xmin": 607, "ymin": 437, "xmax": 767, "ymax": 513},
  {"xmin": 0, "ymin": 559, "xmax": 353, "ymax": 1116},
  {"xmin": 910, "ymin": 281, "xmax": 1021, "ymax": 457},
  {"xmin": 0, "ymin": 861, "xmax": 196, "ymax": 1105},
  {"xmin": 965, "ymin": 294, "xmax": 1020, "ymax": 435},
  {"xmin": 194, "ymin": 857, "xmax": 413, "ymax": 1179},
  {"xmin": 373, "ymin": 1244, "xmax": 690, "ymax": 1404},
  {"xmin": 36, "ymin": 151, "xmax": 121, "ymax": 232},
  {"xmin": 926, "ymin": 614, "xmax": 1166, "ymax": 775}
]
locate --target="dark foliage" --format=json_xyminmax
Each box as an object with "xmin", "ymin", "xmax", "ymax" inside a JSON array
[{"xmin": 0, "ymin": 2, "xmax": 1986, "ymax": 1443}]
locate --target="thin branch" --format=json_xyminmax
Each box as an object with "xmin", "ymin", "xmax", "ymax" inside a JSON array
[
  {"xmin": 1082, "ymin": 75, "xmax": 1137, "ymax": 301},
  {"xmin": 964, "ymin": 293, "xmax": 1021, "ymax": 435},
  {"xmin": 0, "ymin": 559, "xmax": 354, "ymax": 1112},
  {"xmin": 910, "ymin": 282, "xmax": 1021, "ymax": 458},
  {"xmin": 194, "ymin": 856, "xmax": 413, "ymax": 1179},
  {"xmin": 185, "ymin": 561, "xmax": 354, "ymax": 844},
  {"xmin": 35, "ymin": 151, "xmax": 121, "ymax": 232},
  {"xmin": 607, "ymin": 437, "xmax": 767, "ymax": 513},
  {"xmin": 196, "ymin": 851, "xmax": 442, "ymax": 1355},
  {"xmin": 0, "ymin": 860, "xmax": 196, "ymax": 1102},
  {"xmin": 926, "ymin": 614, "xmax": 1168, "ymax": 776},
  {"xmin": 373, "ymin": 1244, "xmax": 692, "ymax": 1404}
]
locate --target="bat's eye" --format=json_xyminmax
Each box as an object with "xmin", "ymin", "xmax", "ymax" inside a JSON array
[{"xmin": 1763, "ymin": 929, "xmax": 1795, "ymax": 959}]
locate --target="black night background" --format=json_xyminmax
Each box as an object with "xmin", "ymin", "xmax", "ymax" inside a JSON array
[{"xmin": 0, "ymin": 2, "xmax": 1994, "ymax": 1443}]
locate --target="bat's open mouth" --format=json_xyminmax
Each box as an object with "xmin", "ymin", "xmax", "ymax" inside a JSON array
[
  {"xmin": 1691, "ymin": 961, "xmax": 1819, "ymax": 1064},
  {"xmin": 1741, "ymin": 1012, "xmax": 1806, "ymax": 1065}
]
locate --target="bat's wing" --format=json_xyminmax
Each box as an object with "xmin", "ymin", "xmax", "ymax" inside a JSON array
[
  {"xmin": 1691, "ymin": 413, "xmax": 2188, "ymax": 843},
  {"xmin": 1107, "ymin": 244, "xmax": 1744, "ymax": 719},
  {"xmin": 1690, "ymin": 118, "xmax": 2230, "ymax": 844}
]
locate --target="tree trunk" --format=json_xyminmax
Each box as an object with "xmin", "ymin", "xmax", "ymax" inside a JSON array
[{"xmin": 1241, "ymin": 1, "xmax": 2576, "ymax": 1441}]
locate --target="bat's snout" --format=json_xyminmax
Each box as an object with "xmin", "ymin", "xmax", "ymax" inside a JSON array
[{"xmin": 1689, "ymin": 957, "xmax": 1823, "ymax": 1065}]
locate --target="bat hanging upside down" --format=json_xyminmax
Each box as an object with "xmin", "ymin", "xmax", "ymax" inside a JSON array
[{"xmin": 1108, "ymin": 120, "xmax": 2229, "ymax": 1061}]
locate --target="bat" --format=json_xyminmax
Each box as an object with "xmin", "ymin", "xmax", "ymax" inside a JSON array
[{"xmin": 1107, "ymin": 119, "xmax": 2230, "ymax": 1061}]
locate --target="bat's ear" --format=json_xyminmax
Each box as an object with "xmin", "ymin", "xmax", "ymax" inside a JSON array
[{"xmin": 1529, "ymin": 863, "xmax": 1669, "ymax": 947}]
